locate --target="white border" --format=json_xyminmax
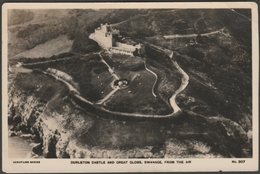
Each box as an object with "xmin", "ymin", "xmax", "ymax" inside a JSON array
[{"xmin": 2, "ymin": 2, "xmax": 259, "ymax": 173}]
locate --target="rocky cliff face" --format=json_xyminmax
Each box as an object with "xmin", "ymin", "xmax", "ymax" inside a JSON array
[
  {"xmin": 8, "ymin": 71, "xmax": 93, "ymax": 158},
  {"xmin": 8, "ymin": 70, "xmax": 251, "ymax": 158}
]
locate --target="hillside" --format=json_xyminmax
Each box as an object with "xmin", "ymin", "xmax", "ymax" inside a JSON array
[
  {"xmin": 8, "ymin": 9, "xmax": 252, "ymax": 158},
  {"xmin": 8, "ymin": 9, "xmax": 110, "ymax": 58}
]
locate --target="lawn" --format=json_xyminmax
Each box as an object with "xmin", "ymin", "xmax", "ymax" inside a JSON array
[
  {"xmin": 42, "ymin": 54, "xmax": 114, "ymax": 102},
  {"xmin": 100, "ymin": 53, "xmax": 174, "ymax": 115},
  {"xmin": 104, "ymin": 69, "xmax": 173, "ymax": 115}
]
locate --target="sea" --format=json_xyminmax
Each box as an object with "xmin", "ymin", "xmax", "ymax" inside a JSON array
[{"xmin": 8, "ymin": 136, "xmax": 32, "ymax": 158}]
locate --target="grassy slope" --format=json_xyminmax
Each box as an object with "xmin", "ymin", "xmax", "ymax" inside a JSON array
[
  {"xmin": 8, "ymin": 10, "xmax": 71, "ymax": 58},
  {"xmin": 116, "ymin": 9, "xmax": 252, "ymax": 131},
  {"xmin": 13, "ymin": 35, "xmax": 73, "ymax": 59}
]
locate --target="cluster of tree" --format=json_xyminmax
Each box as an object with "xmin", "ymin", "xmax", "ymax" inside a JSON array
[
  {"xmin": 21, "ymin": 20, "xmax": 69, "ymax": 50},
  {"xmin": 217, "ymin": 9, "xmax": 251, "ymax": 52},
  {"xmin": 71, "ymin": 31, "xmax": 100, "ymax": 53},
  {"xmin": 102, "ymin": 9, "xmax": 148, "ymax": 24},
  {"xmin": 16, "ymin": 24, "xmax": 45, "ymax": 38},
  {"xmin": 144, "ymin": 44, "xmax": 172, "ymax": 69}
]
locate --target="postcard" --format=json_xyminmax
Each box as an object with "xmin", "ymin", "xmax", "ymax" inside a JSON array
[{"xmin": 2, "ymin": 1, "xmax": 259, "ymax": 173}]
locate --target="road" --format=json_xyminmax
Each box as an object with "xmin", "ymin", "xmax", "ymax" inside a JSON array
[
  {"xmin": 99, "ymin": 52, "xmax": 120, "ymax": 80},
  {"xmin": 41, "ymin": 70, "xmax": 80, "ymax": 95},
  {"xmin": 96, "ymin": 87, "xmax": 120, "ymax": 105},
  {"xmin": 96, "ymin": 52, "xmax": 121, "ymax": 104},
  {"xmin": 143, "ymin": 43, "xmax": 189, "ymax": 113},
  {"xmin": 20, "ymin": 56, "xmax": 75, "ymax": 66},
  {"xmin": 169, "ymin": 54, "xmax": 189, "ymax": 113},
  {"xmin": 144, "ymin": 62, "xmax": 158, "ymax": 98},
  {"xmin": 230, "ymin": 9, "xmax": 251, "ymax": 21},
  {"xmin": 163, "ymin": 28, "xmax": 224, "ymax": 39}
]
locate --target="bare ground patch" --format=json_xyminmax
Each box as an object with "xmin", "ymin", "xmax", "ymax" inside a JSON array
[{"xmin": 13, "ymin": 35, "xmax": 73, "ymax": 59}]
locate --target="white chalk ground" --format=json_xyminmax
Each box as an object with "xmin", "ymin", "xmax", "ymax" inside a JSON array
[{"xmin": 13, "ymin": 35, "xmax": 73, "ymax": 59}]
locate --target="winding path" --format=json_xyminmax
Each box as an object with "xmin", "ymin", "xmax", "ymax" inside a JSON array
[
  {"xmin": 143, "ymin": 43, "xmax": 189, "ymax": 113},
  {"xmin": 168, "ymin": 54, "xmax": 189, "ymax": 113},
  {"xmin": 163, "ymin": 28, "xmax": 224, "ymax": 39},
  {"xmin": 144, "ymin": 62, "xmax": 158, "ymax": 98},
  {"xmin": 41, "ymin": 70, "xmax": 80, "ymax": 95}
]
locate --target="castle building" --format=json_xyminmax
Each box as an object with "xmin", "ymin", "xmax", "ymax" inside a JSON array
[{"xmin": 89, "ymin": 23, "xmax": 141, "ymax": 56}]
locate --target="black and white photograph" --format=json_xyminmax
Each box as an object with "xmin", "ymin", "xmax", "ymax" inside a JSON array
[{"xmin": 2, "ymin": 2, "xmax": 259, "ymax": 173}]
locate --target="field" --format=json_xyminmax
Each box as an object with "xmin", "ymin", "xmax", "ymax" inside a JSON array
[{"xmin": 13, "ymin": 35, "xmax": 73, "ymax": 59}]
